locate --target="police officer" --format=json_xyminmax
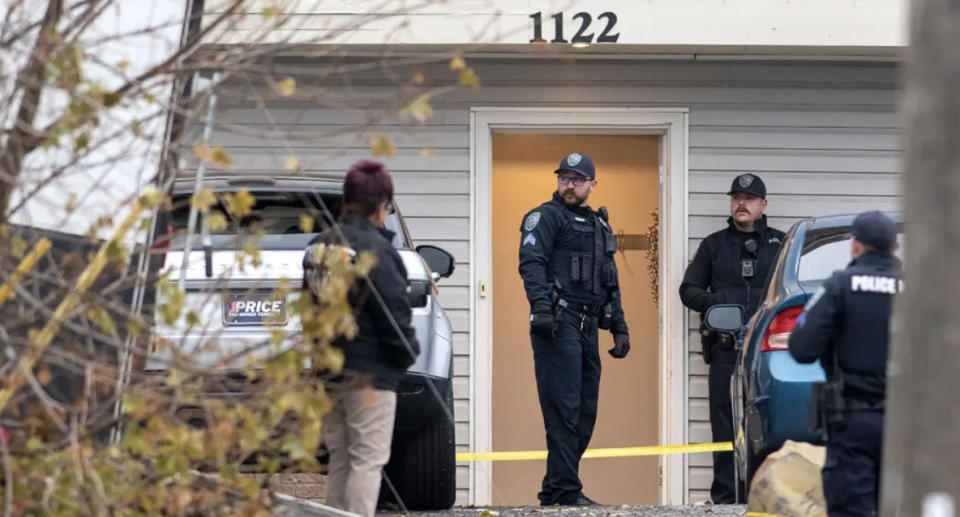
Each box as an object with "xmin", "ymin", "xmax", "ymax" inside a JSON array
[
  {"xmin": 788, "ymin": 211, "xmax": 900, "ymax": 517},
  {"xmin": 518, "ymin": 152, "xmax": 630, "ymax": 507},
  {"xmin": 679, "ymin": 173, "xmax": 785, "ymax": 503}
]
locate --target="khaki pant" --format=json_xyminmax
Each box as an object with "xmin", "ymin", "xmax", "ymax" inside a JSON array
[{"xmin": 322, "ymin": 382, "xmax": 397, "ymax": 517}]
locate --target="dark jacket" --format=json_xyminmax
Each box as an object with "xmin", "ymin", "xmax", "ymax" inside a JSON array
[
  {"xmin": 680, "ymin": 216, "xmax": 785, "ymax": 363},
  {"xmin": 788, "ymin": 251, "xmax": 901, "ymax": 403},
  {"xmin": 680, "ymin": 215, "xmax": 785, "ymax": 317},
  {"xmin": 303, "ymin": 215, "xmax": 420, "ymax": 391},
  {"xmin": 518, "ymin": 192, "xmax": 628, "ymax": 336}
]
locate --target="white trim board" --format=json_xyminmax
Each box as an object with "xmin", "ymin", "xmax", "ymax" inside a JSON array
[{"xmin": 468, "ymin": 107, "xmax": 690, "ymax": 506}]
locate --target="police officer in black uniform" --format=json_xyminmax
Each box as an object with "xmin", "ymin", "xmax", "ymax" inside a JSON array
[
  {"xmin": 679, "ymin": 173, "xmax": 785, "ymax": 503},
  {"xmin": 788, "ymin": 211, "xmax": 900, "ymax": 517},
  {"xmin": 518, "ymin": 152, "xmax": 630, "ymax": 507}
]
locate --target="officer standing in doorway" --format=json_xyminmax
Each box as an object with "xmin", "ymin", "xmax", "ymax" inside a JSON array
[
  {"xmin": 679, "ymin": 173, "xmax": 785, "ymax": 503},
  {"xmin": 788, "ymin": 211, "xmax": 900, "ymax": 517},
  {"xmin": 518, "ymin": 152, "xmax": 630, "ymax": 507}
]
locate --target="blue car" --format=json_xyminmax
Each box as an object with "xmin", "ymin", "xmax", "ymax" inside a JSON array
[{"xmin": 731, "ymin": 212, "xmax": 903, "ymax": 490}]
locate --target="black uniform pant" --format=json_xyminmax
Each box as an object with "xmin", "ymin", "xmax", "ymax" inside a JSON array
[
  {"xmin": 708, "ymin": 343, "xmax": 738, "ymax": 504},
  {"xmin": 823, "ymin": 410, "xmax": 884, "ymax": 517},
  {"xmin": 531, "ymin": 309, "xmax": 601, "ymax": 505}
]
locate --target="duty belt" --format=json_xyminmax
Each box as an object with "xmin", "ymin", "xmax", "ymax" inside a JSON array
[
  {"xmin": 846, "ymin": 398, "xmax": 884, "ymax": 411},
  {"xmin": 557, "ymin": 298, "xmax": 602, "ymax": 317}
]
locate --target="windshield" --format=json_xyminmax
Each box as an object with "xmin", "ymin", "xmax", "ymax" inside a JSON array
[
  {"xmin": 798, "ymin": 226, "xmax": 905, "ymax": 284},
  {"xmin": 168, "ymin": 191, "xmax": 409, "ymax": 249}
]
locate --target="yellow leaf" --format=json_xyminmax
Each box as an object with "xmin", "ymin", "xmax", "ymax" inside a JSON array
[
  {"xmin": 277, "ymin": 76, "xmax": 296, "ymax": 97},
  {"xmin": 87, "ymin": 307, "xmax": 116, "ymax": 335},
  {"xmin": 223, "ymin": 189, "xmax": 256, "ymax": 218},
  {"xmin": 209, "ymin": 146, "xmax": 234, "ymax": 168},
  {"xmin": 449, "ymin": 56, "xmax": 466, "ymax": 70},
  {"xmin": 401, "ymin": 94, "xmax": 434, "ymax": 124},
  {"xmin": 11, "ymin": 236, "xmax": 27, "ymax": 259},
  {"xmin": 116, "ymin": 60, "xmax": 131, "ymax": 71},
  {"xmin": 261, "ymin": 5, "xmax": 278, "ymax": 20},
  {"xmin": 420, "ymin": 148, "xmax": 437, "ymax": 158},
  {"xmin": 370, "ymin": 136, "xmax": 395, "ymax": 157},
  {"xmin": 191, "ymin": 187, "xmax": 217, "ymax": 214},
  {"xmin": 460, "ymin": 67, "xmax": 481, "ymax": 88},
  {"xmin": 285, "ymin": 156, "xmax": 300, "ymax": 170},
  {"xmin": 207, "ymin": 212, "xmax": 228, "ymax": 232},
  {"xmin": 193, "ymin": 141, "xmax": 210, "ymax": 161},
  {"xmin": 37, "ymin": 369, "xmax": 52, "ymax": 385},
  {"xmin": 299, "ymin": 214, "xmax": 315, "ymax": 233},
  {"xmin": 410, "ymin": 72, "xmax": 425, "ymax": 85}
]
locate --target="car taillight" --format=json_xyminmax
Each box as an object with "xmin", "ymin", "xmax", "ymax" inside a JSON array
[{"xmin": 761, "ymin": 306, "xmax": 804, "ymax": 351}]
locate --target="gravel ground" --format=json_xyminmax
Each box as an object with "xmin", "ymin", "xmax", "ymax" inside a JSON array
[{"xmin": 381, "ymin": 505, "xmax": 748, "ymax": 517}]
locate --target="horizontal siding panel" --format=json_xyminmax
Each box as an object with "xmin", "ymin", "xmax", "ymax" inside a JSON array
[
  {"xmin": 689, "ymin": 423, "xmax": 713, "ymax": 444},
  {"xmin": 394, "ymin": 171, "xmax": 469, "ymax": 195},
  {"xmin": 689, "ymin": 452, "xmax": 714, "ymax": 468},
  {"xmin": 453, "ymin": 355, "xmax": 469, "ymax": 377},
  {"xmin": 453, "ymin": 377, "xmax": 469, "ymax": 400},
  {"xmin": 439, "ymin": 265, "xmax": 469, "ymax": 287},
  {"xmin": 690, "ymin": 170, "xmax": 902, "ymax": 196},
  {"xmin": 196, "ymin": 124, "xmax": 469, "ymax": 149},
  {"xmin": 436, "ymin": 286, "xmax": 469, "ymax": 310},
  {"xmin": 457, "ymin": 465, "xmax": 469, "ymax": 490},
  {"xmin": 405, "ymin": 218, "xmax": 469, "ymax": 241},
  {"xmin": 690, "ymin": 126, "xmax": 901, "ymax": 151},
  {"xmin": 447, "ymin": 309, "xmax": 467, "ymax": 333},
  {"xmin": 689, "ymin": 489, "xmax": 712, "ymax": 504},
  {"xmin": 690, "ymin": 148, "xmax": 900, "ymax": 174},
  {"xmin": 691, "ymin": 107, "xmax": 898, "ymax": 128},
  {"xmin": 183, "ymin": 148, "xmax": 469, "ymax": 173},
  {"xmin": 453, "ymin": 333, "xmax": 469, "ymax": 356},
  {"xmin": 454, "ymin": 399, "xmax": 469, "ymax": 423},
  {"xmin": 690, "ymin": 377, "xmax": 709, "ymax": 400},
  {"xmin": 689, "ymin": 399, "xmax": 710, "ymax": 422},
  {"xmin": 216, "ymin": 107, "xmax": 469, "ymax": 125},
  {"xmin": 456, "ymin": 422, "xmax": 468, "ymax": 444},
  {"xmin": 395, "ymin": 194, "xmax": 469, "ymax": 217}
]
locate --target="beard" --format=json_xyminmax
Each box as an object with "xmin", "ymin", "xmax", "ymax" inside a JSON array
[{"xmin": 559, "ymin": 188, "xmax": 588, "ymax": 206}]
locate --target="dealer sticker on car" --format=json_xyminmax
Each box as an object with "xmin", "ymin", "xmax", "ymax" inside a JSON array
[{"xmin": 223, "ymin": 293, "xmax": 287, "ymax": 326}]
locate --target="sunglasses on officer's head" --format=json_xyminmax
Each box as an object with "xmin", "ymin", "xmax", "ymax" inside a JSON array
[{"xmin": 558, "ymin": 174, "xmax": 587, "ymax": 186}]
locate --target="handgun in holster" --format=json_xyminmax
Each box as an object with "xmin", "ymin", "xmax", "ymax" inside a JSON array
[{"xmin": 810, "ymin": 378, "xmax": 846, "ymax": 440}]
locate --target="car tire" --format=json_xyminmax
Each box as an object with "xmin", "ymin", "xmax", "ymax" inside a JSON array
[{"xmin": 380, "ymin": 389, "xmax": 456, "ymax": 511}]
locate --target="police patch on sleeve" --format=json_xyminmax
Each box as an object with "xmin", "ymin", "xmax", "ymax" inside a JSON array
[
  {"xmin": 523, "ymin": 233, "xmax": 537, "ymax": 247},
  {"xmin": 524, "ymin": 212, "xmax": 541, "ymax": 232}
]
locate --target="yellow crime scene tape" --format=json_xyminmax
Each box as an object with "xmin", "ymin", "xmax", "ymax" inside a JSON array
[{"xmin": 456, "ymin": 441, "xmax": 732, "ymax": 462}]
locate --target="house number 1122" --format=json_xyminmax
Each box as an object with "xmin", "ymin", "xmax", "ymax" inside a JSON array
[{"xmin": 529, "ymin": 11, "xmax": 621, "ymax": 44}]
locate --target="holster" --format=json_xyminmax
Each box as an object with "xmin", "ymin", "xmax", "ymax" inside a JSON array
[
  {"xmin": 810, "ymin": 379, "xmax": 846, "ymax": 440},
  {"xmin": 699, "ymin": 321, "xmax": 717, "ymax": 365}
]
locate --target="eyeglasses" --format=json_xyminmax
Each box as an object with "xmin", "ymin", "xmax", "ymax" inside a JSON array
[{"xmin": 558, "ymin": 175, "xmax": 587, "ymax": 187}]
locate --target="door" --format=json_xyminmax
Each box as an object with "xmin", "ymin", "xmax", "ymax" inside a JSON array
[{"xmin": 490, "ymin": 133, "xmax": 661, "ymax": 505}]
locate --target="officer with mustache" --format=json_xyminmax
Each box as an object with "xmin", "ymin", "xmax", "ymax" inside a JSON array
[
  {"xmin": 518, "ymin": 152, "xmax": 630, "ymax": 507},
  {"xmin": 679, "ymin": 173, "xmax": 785, "ymax": 503}
]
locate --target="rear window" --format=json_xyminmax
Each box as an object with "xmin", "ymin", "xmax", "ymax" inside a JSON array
[
  {"xmin": 798, "ymin": 226, "xmax": 905, "ymax": 283},
  {"xmin": 168, "ymin": 190, "xmax": 409, "ymax": 249}
]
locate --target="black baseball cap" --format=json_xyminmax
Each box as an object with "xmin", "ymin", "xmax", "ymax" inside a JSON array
[
  {"xmin": 852, "ymin": 211, "xmax": 897, "ymax": 251},
  {"xmin": 727, "ymin": 173, "xmax": 767, "ymax": 199},
  {"xmin": 554, "ymin": 152, "xmax": 595, "ymax": 180}
]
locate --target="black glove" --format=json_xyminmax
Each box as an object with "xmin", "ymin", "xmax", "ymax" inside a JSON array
[
  {"xmin": 609, "ymin": 333, "xmax": 630, "ymax": 358},
  {"xmin": 530, "ymin": 312, "xmax": 554, "ymax": 336}
]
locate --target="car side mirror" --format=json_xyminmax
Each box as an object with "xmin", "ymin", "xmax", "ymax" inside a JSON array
[
  {"xmin": 704, "ymin": 304, "xmax": 745, "ymax": 333},
  {"xmin": 416, "ymin": 245, "xmax": 455, "ymax": 279}
]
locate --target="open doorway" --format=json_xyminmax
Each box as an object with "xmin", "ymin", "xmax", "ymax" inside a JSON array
[{"xmin": 489, "ymin": 134, "xmax": 661, "ymax": 505}]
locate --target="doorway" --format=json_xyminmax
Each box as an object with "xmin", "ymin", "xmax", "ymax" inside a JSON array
[{"xmin": 490, "ymin": 134, "xmax": 660, "ymax": 505}]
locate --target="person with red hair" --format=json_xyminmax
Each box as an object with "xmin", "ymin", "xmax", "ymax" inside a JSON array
[{"xmin": 303, "ymin": 160, "xmax": 419, "ymax": 517}]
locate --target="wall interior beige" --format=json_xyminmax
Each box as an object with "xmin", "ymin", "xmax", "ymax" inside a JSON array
[{"xmin": 490, "ymin": 134, "xmax": 661, "ymax": 505}]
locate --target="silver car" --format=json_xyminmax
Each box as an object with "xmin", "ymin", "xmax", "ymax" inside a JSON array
[{"xmin": 147, "ymin": 176, "xmax": 457, "ymax": 510}]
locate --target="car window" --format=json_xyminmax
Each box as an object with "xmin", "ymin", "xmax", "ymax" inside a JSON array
[
  {"xmin": 798, "ymin": 227, "xmax": 905, "ymax": 283},
  {"xmin": 169, "ymin": 190, "xmax": 412, "ymax": 249}
]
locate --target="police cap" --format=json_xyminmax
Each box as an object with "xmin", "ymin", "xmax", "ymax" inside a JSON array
[
  {"xmin": 727, "ymin": 173, "xmax": 767, "ymax": 199},
  {"xmin": 554, "ymin": 152, "xmax": 595, "ymax": 180},
  {"xmin": 852, "ymin": 211, "xmax": 897, "ymax": 251}
]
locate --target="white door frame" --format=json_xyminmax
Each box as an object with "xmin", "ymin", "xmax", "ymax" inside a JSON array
[{"xmin": 468, "ymin": 107, "xmax": 690, "ymax": 506}]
